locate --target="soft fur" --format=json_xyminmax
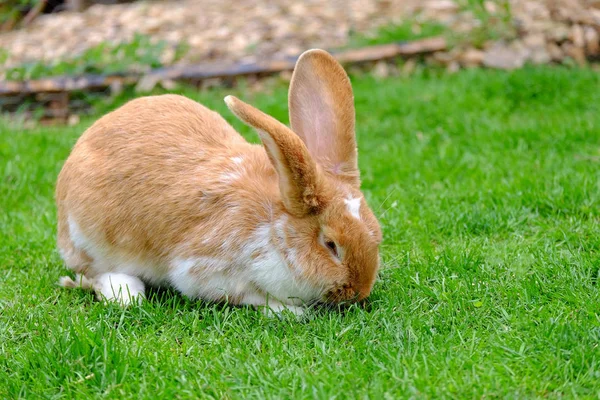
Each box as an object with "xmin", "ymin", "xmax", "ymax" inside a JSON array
[{"xmin": 56, "ymin": 49, "xmax": 382, "ymax": 314}]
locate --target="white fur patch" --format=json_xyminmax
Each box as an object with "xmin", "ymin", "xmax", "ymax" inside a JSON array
[
  {"xmin": 244, "ymin": 223, "xmax": 322, "ymax": 306},
  {"xmin": 59, "ymin": 273, "xmax": 94, "ymax": 289},
  {"xmin": 285, "ymin": 247, "xmax": 302, "ymax": 274},
  {"xmin": 95, "ymin": 273, "xmax": 145, "ymax": 306},
  {"xmin": 201, "ymin": 223, "xmax": 222, "ymax": 245},
  {"xmin": 168, "ymin": 256, "xmax": 242, "ymax": 300},
  {"xmin": 231, "ymin": 156, "xmax": 243, "ymax": 164},
  {"xmin": 344, "ymin": 197, "xmax": 362, "ymax": 220},
  {"xmin": 220, "ymin": 172, "xmax": 241, "ymax": 182},
  {"xmin": 58, "ymin": 248, "xmax": 72, "ymax": 264},
  {"xmin": 67, "ymin": 215, "xmax": 87, "ymax": 251},
  {"xmin": 273, "ymin": 215, "xmax": 288, "ymax": 242},
  {"xmin": 172, "ymin": 257, "xmax": 230, "ymax": 274}
]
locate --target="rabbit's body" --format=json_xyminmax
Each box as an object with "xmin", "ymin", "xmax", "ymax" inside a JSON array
[
  {"xmin": 57, "ymin": 95, "xmax": 321, "ymax": 309},
  {"xmin": 57, "ymin": 50, "xmax": 382, "ymax": 313}
]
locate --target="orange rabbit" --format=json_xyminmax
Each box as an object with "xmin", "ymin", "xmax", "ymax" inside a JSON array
[{"xmin": 56, "ymin": 49, "xmax": 382, "ymax": 314}]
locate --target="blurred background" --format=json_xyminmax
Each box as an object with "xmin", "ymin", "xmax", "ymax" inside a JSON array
[{"xmin": 0, "ymin": 0, "xmax": 599, "ymax": 123}]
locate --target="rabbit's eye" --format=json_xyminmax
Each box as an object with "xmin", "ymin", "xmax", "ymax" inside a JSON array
[{"xmin": 325, "ymin": 240, "xmax": 339, "ymax": 258}]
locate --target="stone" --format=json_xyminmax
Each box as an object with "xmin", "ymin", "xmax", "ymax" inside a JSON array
[
  {"xmin": 483, "ymin": 42, "xmax": 527, "ymax": 70},
  {"xmin": 584, "ymin": 26, "xmax": 600, "ymax": 55},
  {"xmin": 562, "ymin": 43, "xmax": 587, "ymax": 65},
  {"xmin": 571, "ymin": 24, "xmax": 585, "ymax": 48},
  {"xmin": 547, "ymin": 42, "xmax": 564, "ymax": 61},
  {"xmin": 459, "ymin": 48, "xmax": 484, "ymax": 67},
  {"xmin": 372, "ymin": 61, "xmax": 390, "ymax": 78},
  {"xmin": 446, "ymin": 60, "xmax": 460, "ymax": 73},
  {"xmin": 523, "ymin": 33, "xmax": 550, "ymax": 64}
]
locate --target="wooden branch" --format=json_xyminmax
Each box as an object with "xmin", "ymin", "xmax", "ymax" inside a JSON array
[
  {"xmin": 0, "ymin": 37, "xmax": 447, "ymax": 97},
  {"xmin": 0, "ymin": 75, "xmax": 138, "ymax": 96},
  {"xmin": 22, "ymin": 0, "xmax": 48, "ymax": 26}
]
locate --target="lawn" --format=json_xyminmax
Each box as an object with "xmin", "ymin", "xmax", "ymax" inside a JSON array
[{"xmin": 1, "ymin": 66, "xmax": 599, "ymax": 398}]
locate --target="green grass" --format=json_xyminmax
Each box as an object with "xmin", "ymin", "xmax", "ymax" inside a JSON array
[
  {"xmin": 348, "ymin": 0, "xmax": 516, "ymax": 50},
  {"xmin": 1, "ymin": 66, "xmax": 600, "ymax": 398},
  {"xmin": 348, "ymin": 20, "xmax": 449, "ymax": 47}
]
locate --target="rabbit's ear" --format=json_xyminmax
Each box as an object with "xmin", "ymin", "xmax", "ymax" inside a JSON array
[
  {"xmin": 225, "ymin": 96, "xmax": 328, "ymax": 217},
  {"xmin": 288, "ymin": 49, "xmax": 359, "ymax": 187}
]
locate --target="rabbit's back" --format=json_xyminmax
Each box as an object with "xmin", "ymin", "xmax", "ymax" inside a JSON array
[{"xmin": 79, "ymin": 94, "xmax": 247, "ymax": 152}]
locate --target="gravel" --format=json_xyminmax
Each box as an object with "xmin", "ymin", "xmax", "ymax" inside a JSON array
[{"xmin": 0, "ymin": 0, "xmax": 599, "ymax": 78}]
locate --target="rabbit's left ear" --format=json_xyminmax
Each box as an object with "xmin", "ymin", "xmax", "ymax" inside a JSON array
[
  {"xmin": 288, "ymin": 49, "xmax": 359, "ymax": 187},
  {"xmin": 225, "ymin": 95, "xmax": 329, "ymax": 217}
]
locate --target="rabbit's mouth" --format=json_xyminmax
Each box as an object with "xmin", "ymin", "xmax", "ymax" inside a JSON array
[{"xmin": 324, "ymin": 285, "xmax": 361, "ymax": 304}]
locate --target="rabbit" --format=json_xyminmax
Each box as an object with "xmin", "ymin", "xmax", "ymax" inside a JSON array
[{"xmin": 56, "ymin": 49, "xmax": 382, "ymax": 314}]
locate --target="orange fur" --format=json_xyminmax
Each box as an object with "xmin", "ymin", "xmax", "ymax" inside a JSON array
[{"xmin": 56, "ymin": 49, "xmax": 382, "ymax": 311}]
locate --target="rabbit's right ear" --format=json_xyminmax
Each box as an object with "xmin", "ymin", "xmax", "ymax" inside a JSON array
[{"xmin": 289, "ymin": 49, "xmax": 359, "ymax": 187}]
